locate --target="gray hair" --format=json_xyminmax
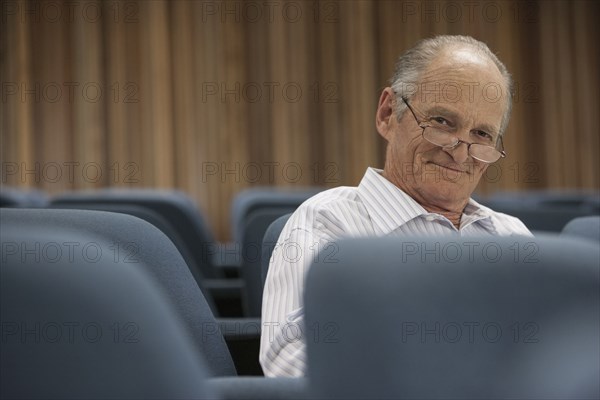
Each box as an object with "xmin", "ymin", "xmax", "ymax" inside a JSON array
[{"xmin": 389, "ymin": 35, "xmax": 513, "ymax": 136}]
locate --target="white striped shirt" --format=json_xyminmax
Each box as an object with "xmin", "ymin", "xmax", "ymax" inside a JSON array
[{"xmin": 259, "ymin": 167, "xmax": 532, "ymax": 377}]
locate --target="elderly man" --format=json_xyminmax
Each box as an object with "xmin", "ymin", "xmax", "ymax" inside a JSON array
[{"xmin": 260, "ymin": 35, "xmax": 532, "ymax": 377}]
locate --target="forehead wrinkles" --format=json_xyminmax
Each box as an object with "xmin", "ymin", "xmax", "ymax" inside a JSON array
[{"xmin": 415, "ymin": 64, "xmax": 506, "ymax": 105}]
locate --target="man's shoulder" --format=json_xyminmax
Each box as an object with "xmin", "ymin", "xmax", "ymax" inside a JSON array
[
  {"xmin": 300, "ymin": 185, "xmax": 361, "ymax": 210},
  {"xmin": 283, "ymin": 185, "xmax": 369, "ymax": 238}
]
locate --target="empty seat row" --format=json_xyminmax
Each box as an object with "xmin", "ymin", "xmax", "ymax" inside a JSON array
[
  {"xmin": 2, "ymin": 184, "xmax": 598, "ymax": 320},
  {"xmin": 0, "ymin": 185, "xmax": 322, "ymax": 318},
  {"xmin": 3, "ymin": 207, "xmax": 598, "ymax": 398},
  {"xmin": 0, "ymin": 186, "xmax": 48, "ymax": 207},
  {"xmin": 49, "ymin": 189, "xmax": 243, "ymax": 317},
  {"xmin": 1, "ymin": 208, "xmax": 314, "ymax": 398},
  {"xmin": 480, "ymin": 189, "xmax": 600, "ymax": 233}
]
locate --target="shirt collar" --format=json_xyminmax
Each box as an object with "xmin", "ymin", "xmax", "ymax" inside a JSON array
[
  {"xmin": 358, "ymin": 167, "xmax": 495, "ymax": 234},
  {"xmin": 358, "ymin": 167, "xmax": 428, "ymax": 235},
  {"xmin": 461, "ymin": 197, "xmax": 496, "ymax": 231}
]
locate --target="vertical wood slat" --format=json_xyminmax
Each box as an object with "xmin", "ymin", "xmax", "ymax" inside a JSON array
[
  {"xmin": 147, "ymin": 0, "xmax": 174, "ymax": 188},
  {"xmin": 220, "ymin": 12, "xmax": 248, "ymax": 238},
  {"xmin": 267, "ymin": 1, "xmax": 289, "ymax": 187},
  {"xmin": 538, "ymin": 2, "xmax": 561, "ymax": 188},
  {"xmin": 556, "ymin": 1, "xmax": 577, "ymax": 187},
  {"xmin": 1, "ymin": 1, "xmax": 19, "ymax": 180},
  {"xmin": 72, "ymin": 0, "xmax": 104, "ymax": 189},
  {"xmin": 317, "ymin": 0, "xmax": 344, "ymax": 185},
  {"xmin": 339, "ymin": 1, "xmax": 378, "ymax": 184},
  {"xmin": 16, "ymin": 1, "xmax": 34, "ymax": 182},
  {"xmin": 573, "ymin": 1, "xmax": 600, "ymax": 188},
  {"xmin": 190, "ymin": 1, "xmax": 225, "ymax": 236},
  {"xmin": 170, "ymin": 0, "xmax": 195, "ymax": 191},
  {"xmin": 286, "ymin": 0, "xmax": 311, "ymax": 187},
  {"xmin": 244, "ymin": 5, "xmax": 272, "ymax": 185},
  {"xmin": 35, "ymin": 0, "xmax": 70, "ymax": 193},
  {"xmin": 1, "ymin": 0, "xmax": 598, "ymax": 240},
  {"xmin": 104, "ymin": 0, "xmax": 129, "ymax": 188}
]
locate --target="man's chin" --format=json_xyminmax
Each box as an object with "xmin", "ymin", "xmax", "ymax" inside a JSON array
[{"xmin": 416, "ymin": 180, "xmax": 472, "ymax": 206}]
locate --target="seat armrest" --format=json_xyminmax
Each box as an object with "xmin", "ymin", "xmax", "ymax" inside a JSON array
[
  {"xmin": 216, "ymin": 318, "xmax": 261, "ymax": 341},
  {"xmin": 212, "ymin": 242, "xmax": 242, "ymax": 276},
  {"xmin": 213, "ymin": 262, "xmax": 241, "ymax": 278},
  {"xmin": 216, "ymin": 318, "xmax": 262, "ymax": 375},
  {"xmin": 204, "ymin": 278, "xmax": 244, "ymax": 299},
  {"xmin": 207, "ymin": 377, "xmax": 309, "ymax": 399},
  {"xmin": 204, "ymin": 279, "xmax": 245, "ymax": 317}
]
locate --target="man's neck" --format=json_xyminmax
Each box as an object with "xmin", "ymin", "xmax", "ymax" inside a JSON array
[
  {"xmin": 421, "ymin": 205, "xmax": 462, "ymax": 229},
  {"xmin": 380, "ymin": 169, "xmax": 467, "ymax": 229}
]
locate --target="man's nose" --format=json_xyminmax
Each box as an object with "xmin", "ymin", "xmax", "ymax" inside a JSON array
[{"xmin": 443, "ymin": 140, "xmax": 470, "ymax": 164}]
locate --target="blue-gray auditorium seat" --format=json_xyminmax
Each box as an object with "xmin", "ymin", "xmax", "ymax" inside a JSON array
[
  {"xmin": 1, "ymin": 208, "xmax": 309, "ymax": 397},
  {"xmin": 51, "ymin": 189, "xmax": 245, "ymax": 316},
  {"xmin": 207, "ymin": 377, "xmax": 308, "ymax": 400},
  {"xmin": 305, "ymin": 235, "xmax": 600, "ymax": 399},
  {"xmin": 1, "ymin": 224, "xmax": 214, "ymax": 399},
  {"xmin": 231, "ymin": 187, "xmax": 322, "ymax": 245},
  {"xmin": 260, "ymin": 213, "xmax": 292, "ymax": 294},
  {"xmin": 0, "ymin": 186, "xmax": 48, "ymax": 207},
  {"xmin": 1, "ymin": 208, "xmax": 237, "ymax": 377},
  {"xmin": 51, "ymin": 189, "xmax": 232, "ymax": 278},
  {"xmin": 231, "ymin": 188, "xmax": 321, "ymax": 317},
  {"xmin": 483, "ymin": 190, "xmax": 600, "ymax": 232},
  {"xmin": 561, "ymin": 216, "xmax": 600, "ymax": 243},
  {"xmin": 240, "ymin": 209, "xmax": 296, "ymax": 316},
  {"xmin": 47, "ymin": 201, "xmax": 240, "ymax": 315},
  {"xmin": 489, "ymin": 206, "xmax": 597, "ymax": 232},
  {"xmin": 486, "ymin": 189, "xmax": 600, "ymax": 212}
]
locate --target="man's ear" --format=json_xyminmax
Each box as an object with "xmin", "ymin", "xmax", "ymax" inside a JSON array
[{"xmin": 375, "ymin": 87, "xmax": 395, "ymax": 141}]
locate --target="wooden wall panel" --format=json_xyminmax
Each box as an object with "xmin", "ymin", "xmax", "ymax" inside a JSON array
[
  {"xmin": 316, "ymin": 1, "xmax": 344, "ymax": 185},
  {"xmin": 104, "ymin": 0, "xmax": 129, "ymax": 187},
  {"xmin": 34, "ymin": 1, "xmax": 71, "ymax": 193},
  {"xmin": 573, "ymin": 1, "xmax": 600, "ymax": 188},
  {"xmin": 339, "ymin": 1, "xmax": 379, "ymax": 184},
  {"xmin": 72, "ymin": 0, "xmax": 105, "ymax": 190},
  {"xmin": 170, "ymin": 0, "xmax": 195, "ymax": 191},
  {"xmin": 1, "ymin": 0, "xmax": 598, "ymax": 240}
]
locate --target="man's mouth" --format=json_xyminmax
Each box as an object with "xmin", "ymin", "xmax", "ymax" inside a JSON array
[{"xmin": 432, "ymin": 162, "xmax": 468, "ymax": 174}]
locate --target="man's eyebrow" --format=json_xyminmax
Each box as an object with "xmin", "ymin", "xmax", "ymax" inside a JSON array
[
  {"xmin": 423, "ymin": 105, "xmax": 499, "ymax": 136},
  {"xmin": 422, "ymin": 105, "xmax": 459, "ymax": 120}
]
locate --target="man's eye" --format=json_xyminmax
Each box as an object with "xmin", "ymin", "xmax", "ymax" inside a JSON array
[
  {"xmin": 474, "ymin": 130, "xmax": 493, "ymax": 141},
  {"xmin": 430, "ymin": 117, "xmax": 449, "ymax": 126}
]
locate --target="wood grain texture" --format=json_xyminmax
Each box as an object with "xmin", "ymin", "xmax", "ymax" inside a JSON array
[{"xmin": 1, "ymin": 0, "xmax": 598, "ymax": 240}]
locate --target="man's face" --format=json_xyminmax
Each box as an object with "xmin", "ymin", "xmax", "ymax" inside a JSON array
[{"xmin": 377, "ymin": 49, "xmax": 508, "ymax": 211}]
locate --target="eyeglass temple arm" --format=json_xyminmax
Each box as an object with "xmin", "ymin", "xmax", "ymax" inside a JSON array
[
  {"xmin": 401, "ymin": 96, "xmax": 422, "ymax": 122},
  {"xmin": 497, "ymin": 135, "xmax": 507, "ymax": 158}
]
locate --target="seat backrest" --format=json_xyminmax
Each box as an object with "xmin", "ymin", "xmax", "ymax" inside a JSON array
[
  {"xmin": 240, "ymin": 209, "xmax": 298, "ymax": 317},
  {"xmin": 51, "ymin": 189, "xmax": 222, "ymax": 278},
  {"xmin": 0, "ymin": 208, "xmax": 236, "ymax": 376},
  {"xmin": 561, "ymin": 216, "xmax": 600, "ymax": 243},
  {"xmin": 305, "ymin": 235, "xmax": 599, "ymax": 399},
  {"xmin": 49, "ymin": 202, "xmax": 215, "ymax": 307},
  {"xmin": 1, "ymin": 225, "xmax": 215, "ymax": 399},
  {"xmin": 260, "ymin": 213, "xmax": 292, "ymax": 294},
  {"xmin": 490, "ymin": 205, "xmax": 596, "ymax": 232},
  {"xmin": 486, "ymin": 190, "xmax": 600, "ymax": 213},
  {"xmin": 231, "ymin": 188, "xmax": 321, "ymax": 244},
  {"xmin": 231, "ymin": 188, "xmax": 318, "ymax": 317},
  {"xmin": 0, "ymin": 186, "xmax": 48, "ymax": 207}
]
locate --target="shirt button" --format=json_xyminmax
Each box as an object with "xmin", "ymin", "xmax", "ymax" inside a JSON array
[{"xmin": 425, "ymin": 215, "xmax": 436, "ymax": 222}]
